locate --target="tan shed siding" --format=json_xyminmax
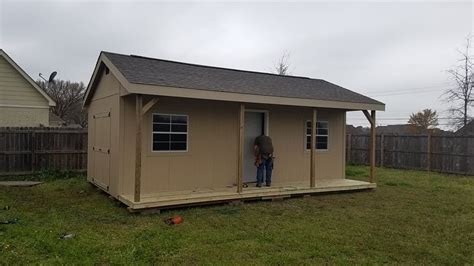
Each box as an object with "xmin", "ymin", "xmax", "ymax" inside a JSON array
[
  {"xmin": 261, "ymin": 105, "xmax": 312, "ymax": 184},
  {"xmin": 0, "ymin": 106, "xmax": 49, "ymax": 126},
  {"xmin": 120, "ymin": 97, "xmax": 239, "ymax": 195},
  {"xmin": 86, "ymin": 70, "xmax": 121, "ymax": 197},
  {"xmin": 312, "ymin": 109, "xmax": 346, "ymax": 180},
  {"xmin": 342, "ymin": 111, "xmax": 347, "ymax": 179},
  {"xmin": 0, "ymin": 56, "xmax": 49, "ymax": 106},
  {"xmin": 249, "ymin": 105, "xmax": 345, "ymax": 182},
  {"xmin": 119, "ymin": 97, "xmax": 346, "ymax": 196},
  {"xmin": 120, "ymin": 95, "xmax": 136, "ymax": 196}
]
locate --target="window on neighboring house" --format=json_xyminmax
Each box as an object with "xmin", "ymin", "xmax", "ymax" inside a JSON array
[
  {"xmin": 152, "ymin": 114, "xmax": 188, "ymax": 151},
  {"xmin": 306, "ymin": 121, "xmax": 329, "ymax": 150}
]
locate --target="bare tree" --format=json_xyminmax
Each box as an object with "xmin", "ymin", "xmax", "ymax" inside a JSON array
[
  {"xmin": 444, "ymin": 36, "xmax": 473, "ymax": 129},
  {"xmin": 37, "ymin": 79, "xmax": 88, "ymax": 127},
  {"xmin": 408, "ymin": 109, "xmax": 439, "ymax": 129},
  {"xmin": 274, "ymin": 52, "xmax": 291, "ymax": 75}
]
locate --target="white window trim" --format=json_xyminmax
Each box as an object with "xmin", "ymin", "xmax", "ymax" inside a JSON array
[
  {"xmin": 151, "ymin": 113, "xmax": 189, "ymax": 153},
  {"xmin": 306, "ymin": 120, "xmax": 329, "ymax": 151}
]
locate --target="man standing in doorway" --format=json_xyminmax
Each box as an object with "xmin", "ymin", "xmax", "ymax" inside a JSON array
[{"xmin": 254, "ymin": 134, "xmax": 274, "ymax": 187}]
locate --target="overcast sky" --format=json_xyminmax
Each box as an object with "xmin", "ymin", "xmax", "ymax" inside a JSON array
[{"xmin": 1, "ymin": 0, "xmax": 473, "ymax": 129}]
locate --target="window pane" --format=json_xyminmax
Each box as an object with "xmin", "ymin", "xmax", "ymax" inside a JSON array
[
  {"xmin": 316, "ymin": 142, "xmax": 328, "ymax": 150},
  {"xmin": 171, "ymin": 115, "xmax": 187, "ymax": 124},
  {"xmin": 306, "ymin": 121, "xmax": 328, "ymax": 150},
  {"xmin": 153, "ymin": 142, "xmax": 170, "ymax": 151},
  {"xmin": 170, "ymin": 142, "xmax": 187, "ymax": 151},
  {"xmin": 152, "ymin": 113, "xmax": 188, "ymax": 152},
  {"xmin": 153, "ymin": 123, "xmax": 170, "ymax": 132},
  {"xmin": 171, "ymin": 134, "xmax": 187, "ymax": 142},
  {"xmin": 316, "ymin": 136, "xmax": 328, "ymax": 150},
  {"xmin": 171, "ymin": 124, "xmax": 187, "ymax": 132},
  {"xmin": 316, "ymin": 136, "xmax": 327, "ymax": 143},
  {"xmin": 153, "ymin": 114, "xmax": 170, "ymax": 123},
  {"xmin": 317, "ymin": 122, "xmax": 328, "ymax": 129},
  {"xmin": 153, "ymin": 133, "xmax": 170, "ymax": 142},
  {"xmin": 317, "ymin": 128, "xmax": 328, "ymax": 135}
]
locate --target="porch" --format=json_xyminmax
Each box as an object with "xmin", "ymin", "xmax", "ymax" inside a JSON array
[
  {"xmin": 128, "ymin": 97, "xmax": 378, "ymax": 210},
  {"xmin": 119, "ymin": 178, "xmax": 376, "ymax": 210}
]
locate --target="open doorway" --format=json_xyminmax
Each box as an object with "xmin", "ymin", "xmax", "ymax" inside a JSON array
[{"xmin": 243, "ymin": 110, "xmax": 269, "ymax": 184}]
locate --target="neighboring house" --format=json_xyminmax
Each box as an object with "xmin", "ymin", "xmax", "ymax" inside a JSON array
[
  {"xmin": 0, "ymin": 49, "xmax": 55, "ymax": 127},
  {"xmin": 84, "ymin": 51, "xmax": 385, "ymax": 210},
  {"xmin": 455, "ymin": 120, "xmax": 474, "ymax": 136},
  {"xmin": 347, "ymin": 124, "xmax": 451, "ymax": 135},
  {"xmin": 346, "ymin": 125, "xmax": 370, "ymax": 134},
  {"xmin": 49, "ymin": 112, "xmax": 66, "ymax": 127},
  {"xmin": 49, "ymin": 112, "xmax": 84, "ymax": 128},
  {"xmin": 375, "ymin": 124, "xmax": 420, "ymax": 134}
]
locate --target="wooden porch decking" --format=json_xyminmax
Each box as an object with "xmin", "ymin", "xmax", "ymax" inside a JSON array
[{"xmin": 119, "ymin": 179, "xmax": 376, "ymax": 210}]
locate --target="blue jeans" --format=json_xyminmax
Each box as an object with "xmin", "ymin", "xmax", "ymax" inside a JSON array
[{"xmin": 257, "ymin": 157, "xmax": 273, "ymax": 185}]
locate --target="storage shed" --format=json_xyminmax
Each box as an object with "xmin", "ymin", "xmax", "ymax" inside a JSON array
[{"xmin": 84, "ymin": 51, "xmax": 384, "ymax": 210}]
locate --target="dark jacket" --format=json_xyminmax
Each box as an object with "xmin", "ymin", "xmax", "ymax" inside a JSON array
[{"xmin": 254, "ymin": 135, "xmax": 274, "ymax": 157}]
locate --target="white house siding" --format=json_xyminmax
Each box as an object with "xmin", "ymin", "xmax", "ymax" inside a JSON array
[{"xmin": 0, "ymin": 54, "xmax": 51, "ymax": 126}]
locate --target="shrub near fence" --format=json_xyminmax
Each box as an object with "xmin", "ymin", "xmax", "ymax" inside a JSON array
[
  {"xmin": 346, "ymin": 134, "xmax": 474, "ymax": 175},
  {"xmin": 0, "ymin": 127, "xmax": 87, "ymax": 175}
]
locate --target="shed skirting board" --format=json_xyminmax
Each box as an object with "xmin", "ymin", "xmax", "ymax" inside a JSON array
[{"xmin": 118, "ymin": 179, "xmax": 376, "ymax": 210}]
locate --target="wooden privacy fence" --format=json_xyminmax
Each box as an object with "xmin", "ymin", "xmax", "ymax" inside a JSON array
[
  {"xmin": 2, "ymin": 128, "xmax": 472, "ymax": 176},
  {"xmin": 0, "ymin": 127, "xmax": 87, "ymax": 175},
  {"xmin": 347, "ymin": 134, "xmax": 474, "ymax": 175}
]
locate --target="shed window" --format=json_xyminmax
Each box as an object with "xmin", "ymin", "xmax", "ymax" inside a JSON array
[
  {"xmin": 152, "ymin": 114, "xmax": 188, "ymax": 151},
  {"xmin": 306, "ymin": 121, "xmax": 328, "ymax": 150}
]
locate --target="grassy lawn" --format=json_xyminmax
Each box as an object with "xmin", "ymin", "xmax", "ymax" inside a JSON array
[{"xmin": 0, "ymin": 166, "xmax": 473, "ymax": 264}]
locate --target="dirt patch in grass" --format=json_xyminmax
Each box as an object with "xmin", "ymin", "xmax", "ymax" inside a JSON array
[{"xmin": 0, "ymin": 166, "xmax": 473, "ymax": 264}]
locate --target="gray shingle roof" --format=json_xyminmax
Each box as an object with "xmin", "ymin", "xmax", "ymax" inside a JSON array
[
  {"xmin": 103, "ymin": 52, "xmax": 383, "ymax": 106},
  {"xmin": 455, "ymin": 120, "xmax": 474, "ymax": 136}
]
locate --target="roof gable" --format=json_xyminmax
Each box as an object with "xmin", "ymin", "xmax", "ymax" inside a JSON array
[{"xmin": 0, "ymin": 49, "xmax": 55, "ymax": 107}]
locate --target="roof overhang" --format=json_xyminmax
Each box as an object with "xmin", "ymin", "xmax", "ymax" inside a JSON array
[
  {"xmin": 127, "ymin": 83, "xmax": 385, "ymax": 111},
  {"xmin": 84, "ymin": 52, "xmax": 385, "ymax": 111},
  {"xmin": 0, "ymin": 49, "xmax": 56, "ymax": 107}
]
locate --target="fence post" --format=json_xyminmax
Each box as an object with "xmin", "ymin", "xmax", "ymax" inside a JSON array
[
  {"xmin": 463, "ymin": 137, "xmax": 468, "ymax": 175},
  {"xmin": 347, "ymin": 134, "xmax": 351, "ymax": 164},
  {"xmin": 380, "ymin": 134, "xmax": 384, "ymax": 168},
  {"xmin": 30, "ymin": 131, "xmax": 36, "ymax": 172},
  {"xmin": 427, "ymin": 134, "xmax": 432, "ymax": 171}
]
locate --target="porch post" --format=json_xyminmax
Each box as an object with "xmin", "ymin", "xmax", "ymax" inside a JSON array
[
  {"xmin": 370, "ymin": 110, "xmax": 376, "ymax": 183},
  {"xmin": 237, "ymin": 103, "xmax": 245, "ymax": 193},
  {"xmin": 362, "ymin": 110, "xmax": 376, "ymax": 183},
  {"xmin": 134, "ymin": 94, "xmax": 143, "ymax": 202},
  {"xmin": 310, "ymin": 108, "xmax": 317, "ymax": 187}
]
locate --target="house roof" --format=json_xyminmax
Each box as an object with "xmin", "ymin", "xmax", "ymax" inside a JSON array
[
  {"xmin": 455, "ymin": 120, "xmax": 474, "ymax": 136},
  {"xmin": 49, "ymin": 112, "xmax": 64, "ymax": 123},
  {"xmin": 0, "ymin": 49, "xmax": 56, "ymax": 106},
  {"xmin": 84, "ymin": 51, "xmax": 384, "ymax": 111}
]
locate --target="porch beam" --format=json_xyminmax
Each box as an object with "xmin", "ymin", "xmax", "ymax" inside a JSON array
[
  {"xmin": 237, "ymin": 103, "xmax": 245, "ymax": 193},
  {"xmin": 362, "ymin": 110, "xmax": 374, "ymax": 125},
  {"xmin": 134, "ymin": 94, "xmax": 143, "ymax": 202},
  {"xmin": 362, "ymin": 110, "xmax": 377, "ymax": 183},
  {"xmin": 310, "ymin": 108, "xmax": 317, "ymax": 187},
  {"xmin": 142, "ymin": 97, "xmax": 159, "ymax": 115}
]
